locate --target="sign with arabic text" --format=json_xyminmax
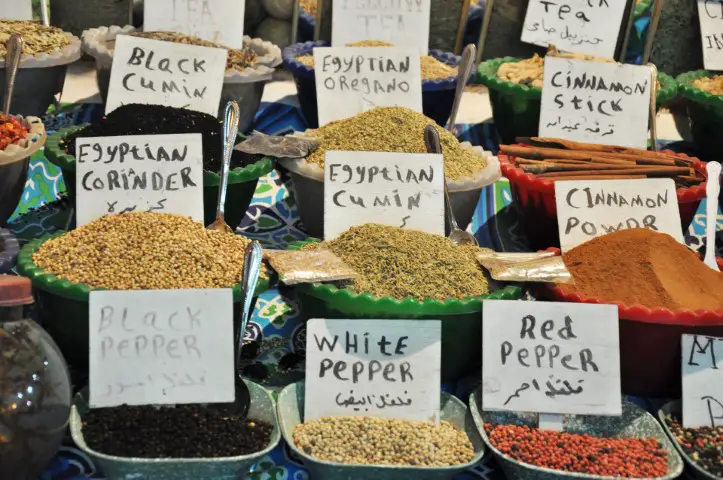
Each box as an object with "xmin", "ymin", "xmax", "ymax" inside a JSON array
[
  {"xmin": 75, "ymin": 133, "xmax": 204, "ymax": 226},
  {"xmin": 88, "ymin": 289, "xmax": 235, "ymax": 408},
  {"xmin": 697, "ymin": 0, "xmax": 723, "ymax": 70},
  {"xmin": 482, "ymin": 300, "xmax": 621, "ymax": 416},
  {"xmin": 682, "ymin": 334, "xmax": 723, "ymax": 428},
  {"xmin": 305, "ymin": 318, "xmax": 441, "ymax": 423},
  {"xmin": 0, "ymin": 0, "xmax": 32, "ymax": 20}
]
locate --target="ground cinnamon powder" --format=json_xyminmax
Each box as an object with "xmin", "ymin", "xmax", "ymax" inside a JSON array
[{"xmin": 562, "ymin": 228, "xmax": 723, "ymax": 311}]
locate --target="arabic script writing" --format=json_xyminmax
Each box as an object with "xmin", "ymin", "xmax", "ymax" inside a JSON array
[{"xmin": 336, "ymin": 390, "xmax": 413, "ymax": 411}]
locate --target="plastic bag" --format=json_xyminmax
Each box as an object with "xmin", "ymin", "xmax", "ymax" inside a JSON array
[
  {"xmin": 265, "ymin": 249, "xmax": 358, "ymax": 285},
  {"xmin": 476, "ymin": 251, "xmax": 572, "ymax": 283}
]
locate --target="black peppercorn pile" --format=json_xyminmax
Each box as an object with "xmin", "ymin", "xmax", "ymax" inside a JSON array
[
  {"xmin": 665, "ymin": 413, "xmax": 722, "ymax": 477},
  {"xmin": 82, "ymin": 404, "xmax": 273, "ymax": 458}
]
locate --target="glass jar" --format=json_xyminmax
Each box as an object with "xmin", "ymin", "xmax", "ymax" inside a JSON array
[{"xmin": 0, "ymin": 275, "xmax": 72, "ymax": 479}]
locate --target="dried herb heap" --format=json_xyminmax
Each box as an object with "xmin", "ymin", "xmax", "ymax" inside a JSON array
[
  {"xmin": 664, "ymin": 413, "xmax": 722, "ymax": 477},
  {"xmin": 692, "ymin": 75, "xmax": 723, "ymax": 95},
  {"xmin": 304, "ymin": 107, "xmax": 487, "ymax": 180},
  {"xmin": 0, "ymin": 114, "xmax": 28, "ymax": 150},
  {"xmin": 0, "ymin": 21, "xmax": 70, "ymax": 57},
  {"xmin": 305, "ymin": 224, "xmax": 489, "ymax": 301}
]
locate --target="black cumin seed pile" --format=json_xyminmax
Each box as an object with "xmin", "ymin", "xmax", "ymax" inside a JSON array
[{"xmin": 82, "ymin": 404, "xmax": 273, "ymax": 458}]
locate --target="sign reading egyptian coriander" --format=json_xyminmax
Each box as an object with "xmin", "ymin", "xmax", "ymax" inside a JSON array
[
  {"xmin": 539, "ymin": 57, "xmax": 651, "ymax": 148},
  {"xmin": 305, "ymin": 318, "xmax": 442, "ymax": 423},
  {"xmin": 520, "ymin": 0, "xmax": 627, "ymax": 57},
  {"xmin": 697, "ymin": 0, "xmax": 723, "ymax": 70},
  {"xmin": 105, "ymin": 35, "xmax": 227, "ymax": 116},
  {"xmin": 88, "ymin": 289, "xmax": 235, "ymax": 408},
  {"xmin": 0, "ymin": 0, "xmax": 32, "ymax": 20},
  {"xmin": 74, "ymin": 134, "xmax": 204, "ymax": 226},
  {"xmin": 323, "ymin": 151, "xmax": 445, "ymax": 240},
  {"xmin": 681, "ymin": 334, "xmax": 723, "ymax": 428},
  {"xmin": 482, "ymin": 300, "xmax": 621, "ymax": 416},
  {"xmin": 554, "ymin": 178, "xmax": 683, "ymax": 252},
  {"xmin": 314, "ymin": 46, "xmax": 422, "ymax": 126}
]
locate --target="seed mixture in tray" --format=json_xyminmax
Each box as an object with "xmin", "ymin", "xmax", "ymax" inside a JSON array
[{"xmin": 663, "ymin": 413, "xmax": 722, "ymax": 478}]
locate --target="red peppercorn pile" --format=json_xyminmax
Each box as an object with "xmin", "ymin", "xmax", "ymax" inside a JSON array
[
  {"xmin": 665, "ymin": 414, "xmax": 722, "ymax": 477},
  {"xmin": 0, "ymin": 114, "xmax": 28, "ymax": 150},
  {"xmin": 485, "ymin": 423, "xmax": 668, "ymax": 478}
]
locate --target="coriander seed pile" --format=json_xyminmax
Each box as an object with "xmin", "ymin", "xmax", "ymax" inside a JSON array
[
  {"xmin": 293, "ymin": 417, "xmax": 475, "ymax": 466},
  {"xmin": 0, "ymin": 21, "xmax": 70, "ymax": 57}
]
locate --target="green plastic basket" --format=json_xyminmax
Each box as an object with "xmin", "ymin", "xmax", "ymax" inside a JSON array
[{"xmin": 677, "ymin": 70, "xmax": 723, "ymax": 161}]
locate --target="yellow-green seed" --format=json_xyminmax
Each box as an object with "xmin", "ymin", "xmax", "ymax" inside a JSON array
[{"xmin": 0, "ymin": 21, "xmax": 70, "ymax": 57}]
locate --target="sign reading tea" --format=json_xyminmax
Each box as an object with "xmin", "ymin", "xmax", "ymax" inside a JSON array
[
  {"xmin": 105, "ymin": 35, "xmax": 227, "ymax": 116},
  {"xmin": 143, "ymin": 0, "xmax": 245, "ymax": 48},
  {"xmin": 697, "ymin": 0, "xmax": 723, "ymax": 70},
  {"xmin": 681, "ymin": 334, "xmax": 723, "ymax": 428},
  {"xmin": 323, "ymin": 151, "xmax": 445, "ymax": 240},
  {"xmin": 554, "ymin": 178, "xmax": 684, "ymax": 252},
  {"xmin": 482, "ymin": 300, "xmax": 621, "ymax": 416},
  {"xmin": 74, "ymin": 133, "xmax": 204, "ymax": 227},
  {"xmin": 305, "ymin": 318, "xmax": 441, "ymax": 423},
  {"xmin": 331, "ymin": 0, "xmax": 431, "ymax": 52},
  {"xmin": 314, "ymin": 46, "xmax": 423, "ymax": 125},
  {"xmin": 520, "ymin": 0, "xmax": 626, "ymax": 57},
  {"xmin": 539, "ymin": 57, "xmax": 651, "ymax": 148},
  {"xmin": 88, "ymin": 289, "xmax": 235, "ymax": 408},
  {"xmin": 0, "ymin": 0, "xmax": 32, "ymax": 20}
]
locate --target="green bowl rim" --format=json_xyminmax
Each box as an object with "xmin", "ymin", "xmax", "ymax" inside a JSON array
[
  {"xmin": 16, "ymin": 232, "xmax": 270, "ymax": 303},
  {"xmin": 676, "ymin": 70, "xmax": 723, "ymax": 109},
  {"xmin": 287, "ymin": 239, "xmax": 524, "ymax": 315},
  {"xmin": 44, "ymin": 125, "xmax": 275, "ymax": 185}
]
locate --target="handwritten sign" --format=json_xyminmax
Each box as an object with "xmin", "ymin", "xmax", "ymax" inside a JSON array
[
  {"xmin": 314, "ymin": 46, "xmax": 423, "ymax": 126},
  {"xmin": 482, "ymin": 300, "xmax": 621, "ymax": 416},
  {"xmin": 330, "ymin": 0, "xmax": 431, "ymax": 52},
  {"xmin": 539, "ymin": 57, "xmax": 651, "ymax": 148},
  {"xmin": 554, "ymin": 178, "xmax": 683, "ymax": 252},
  {"xmin": 144, "ymin": 0, "xmax": 245, "ymax": 48},
  {"xmin": 74, "ymin": 134, "xmax": 204, "ymax": 226},
  {"xmin": 0, "ymin": 0, "xmax": 32, "ymax": 20},
  {"xmin": 305, "ymin": 318, "xmax": 441, "ymax": 423},
  {"xmin": 697, "ymin": 0, "xmax": 723, "ymax": 70},
  {"xmin": 323, "ymin": 151, "xmax": 444, "ymax": 240},
  {"xmin": 105, "ymin": 35, "xmax": 227, "ymax": 116},
  {"xmin": 520, "ymin": 0, "xmax": 626, "ymax": 57},
  {"xmin": 88, "ymin": 289, "xmax": 235, "ymax": 408},
  {"xmin": 682, "ymin": 334, "xmax": 723, "ymax": 428}
]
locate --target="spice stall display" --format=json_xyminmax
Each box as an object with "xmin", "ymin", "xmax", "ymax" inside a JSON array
[{"xmin": 676, "ymin": 71, "xmax": 723, "ymax": 162}]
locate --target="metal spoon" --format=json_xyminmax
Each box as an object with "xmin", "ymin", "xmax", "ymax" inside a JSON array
[
  {"xmin": 447, "ymin": 43, "xmax": 476, "ymax": 138},
  {"xmin": 704, "ymin": 162, "xmax": 721, "ymax": 272},
  {"xmin": 207, "ymin": 100, "xmax": 240, "ymax": 233},
  {"xmin": 3, "ymin": 34, "xmax": 23, "ymax": 114},
  {"xmin": 424, "ymin": 125, "xmax": 478, "ymax": 246}
]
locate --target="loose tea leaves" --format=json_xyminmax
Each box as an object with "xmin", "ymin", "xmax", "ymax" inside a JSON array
[
  {"xmin": 476, "ymin": 251, "xmax": 572, "ymax": 283},
  {"xmin": 236, "ymin": 133, "xmax": 320, "ymax": 158},
  {"xmin": 265, "ymin": 249, "xmax": 357, "ymax": 285},
  {"xmin": 692, "ymin": 75, "xmax": 723, "ymax": 95},
  {"xmin": 0, "ymin": 21, "xmax": 70, "ymax": 57}
]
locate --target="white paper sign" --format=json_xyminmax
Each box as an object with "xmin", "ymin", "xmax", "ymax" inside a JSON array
[
  {"xmin": 305, "ymin": 318, "xmax": 441, "ymax": 423},
  {"xmin": 314, "ymin": 46, "xmax": 423, "ymax": 126},
  {"xmin": 0, "ymin": 0, "xmax": 32, "ymax": 20},
  {"xmin": 554, "ymin": 178, "xmax": 683, "ymax": 252},
  {"xmin": 331, "ymin": 0, "xmax": 431, "ymax": 53},
  {"xmin": 697, "ymin": 0, "xmax": 723, "ymax": 70},
  {"xmin": 323, "ymin": 151, "xmax": 445, "ymax": 240},
  {"xmin": 144, "ymin": 0, "xmax": 245, "ymax": 48},
  {"xmin": 75, "ymin": 134, "xmax": 204, "ymax": 226},
  {"xmin": 105, "ymin": 35, "xmax": 227, "ymax": 116},
  {"xmin": 482, "ymin": 300, "xmax": 621, "ymax": 416},
  {"xmin": 89, "ymin": 289, "xmax": 235, "ymax": 408},
  {"xmin": 682, "ymin": 334, "xmax": 723, "ymax": 428},
  {"xmin": 539, "ymin": 57, "xmax": 651, "ymax": 148}
]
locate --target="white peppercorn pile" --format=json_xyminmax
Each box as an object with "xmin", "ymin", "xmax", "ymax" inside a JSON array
[{"xmin": 293, "ymin": 416, "xmax": 475, "ymax": 466}]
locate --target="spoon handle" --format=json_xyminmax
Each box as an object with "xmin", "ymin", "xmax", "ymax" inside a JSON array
[
  {"xmin": 424, "ymin": 125, "xmax": 460, "ymax": 231},
  {"xmin": 217, "ymin": 101, "xmax": 240, "ymax": 221},
  {"xmin": 705, "ymin": 162, "xmax": 721, "ymax": 270},
  {"xmin": 4, "ymin": 34, "xmax": 23, "ymax": 114},
  {"xmin": 447, "ymin": 44, "xmax": 476, "ymax": 135},
  {"xmin": 237, "ymin": 241, "xmax": 263, "ymax": 366}
]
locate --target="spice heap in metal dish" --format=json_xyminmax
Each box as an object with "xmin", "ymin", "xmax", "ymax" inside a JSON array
[
  {"xmin": 0, "ymin": 21, "xmax": 70, "ymax": 57},
  {"xmin": 32, "ymin": 212, "xmax": 264, "ymax": 291},
  {"xmin": 303, "ymin": 107, "xmax": 487, "ymax": 180},
  {"xmin": 692, "ymin": 75, "xmax": 723, "ymax": 95},
  {"xmin": 0, "ymin": 114, "xmax": 28, "ymax": 150},
  {"xmin": 663, "ymin": 413, "xmax": 721, "ymax": 477},
  {"xmin": 293, "ymin": 416, "xmax": 475, "ymax": 466},
  {"xmin": 304, "ymin": 224, "xmax": 489, "ymax": 301}
]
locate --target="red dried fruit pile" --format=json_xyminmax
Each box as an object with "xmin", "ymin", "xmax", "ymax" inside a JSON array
[
  {"xmin": 485, "ymin": 424, "xmax": 668, "ymax": 478},
  {"xmin": 0, "ymin": 114, "xmax": 28, "ymax": 150}
]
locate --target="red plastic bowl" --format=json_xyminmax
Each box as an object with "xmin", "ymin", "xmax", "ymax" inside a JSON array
[
  {"xmin": 500, "ymin": 149, "xmax": 708, "ymax": 250},
  {"xmin": 539, "ymin": 248, "xmax": 723, "ymax": 398}
]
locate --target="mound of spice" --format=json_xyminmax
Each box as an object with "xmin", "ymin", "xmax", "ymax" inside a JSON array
[
  {"xmin": 0, "ymin": 114, "xmax": 28, "ymax": 150},
  {"xmin": 0, "ymin": 21, "xmax": 70, "ymax": 57},
  {"xmin": 486, "ymin": 424, "xmax": 668, "ymax": 477},
  {"xmin": 33, "ymin": 212, "xmax": 263, "ymax": 291},
  {"xmin": 692, "ymin": 75, "xmax": 723, "ymax": 95},
  {"xmin": 82, "ymin": 404, "xmax": 272, "ymax": 458},
  {"xmin": 304, "ymin": 224, "xmax": 489, "ymax": 301},
  {"xmin": 664, "ymin": 413, "xmax": 722, "ymax": 477},
  {"xmin": 303, "ymin": 107, "xmax": 487, "ymax": 180},
  {"xmin": 562, "ymin": 228, "xmax": 723, "ymax": 311},
  {"xmin": 496, "ymin": 48, "xmax": 616, "ymax": 88},
  {"xmin": 293, "ymin": 416, "xmax": 475, "ymax": 466}
]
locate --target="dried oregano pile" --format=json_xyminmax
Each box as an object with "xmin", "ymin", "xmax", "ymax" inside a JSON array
[
  {"xmin": 304, "ymin": 107, "xmax": 487, "ymax": 180},
  {"xmin": 305, "ymin": 224, "xmax": 489, "ymax": 301},
  {"xmin": 0, "ymin": 21, "xmax": 70, "ymax": 57},
  {"xmin": 692, "ymin": 75, "xmax": 723, "ymax": 95}
]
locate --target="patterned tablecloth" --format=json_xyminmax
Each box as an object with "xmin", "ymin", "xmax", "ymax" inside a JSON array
[{"xmin": 9, "ymin": 101, "xmax": 716, "ymax": 480}]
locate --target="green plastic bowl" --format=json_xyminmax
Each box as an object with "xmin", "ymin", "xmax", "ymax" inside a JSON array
[
  {"xmin": 44, "ymin": 125, "xmax": 275, "ymax": 230},
  {"xmin": 677, "ymin": 70, "xmax": 723, "ymax": 161},
  {"xmin": 287, "ymin": 239, "xmax": 524, "ymax": 381},
  {"xmin": 477, "ymin": 58, "xmax": 678, "ymax": 144},
  {"xmin": 16, "ymin": 233, "xmax": 271, "ymax": 372}
]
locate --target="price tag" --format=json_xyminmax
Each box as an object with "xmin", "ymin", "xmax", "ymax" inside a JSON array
[
  {"xmin": 105, "ymin": 35, "xmax": 227, "ymax": 117},
  {"xmin": 88, "ymin": 289, "xmax": 235, "ymax": 408},
  {"xmin": 0, "ymin": 0, "xmax": 32, "ymax": 20},
  {"xmin": 554, "ymin": 178, "xmax": 683, "ymax": 252},
  {"xmin": 482, "ymin": 300, "xmax": 621, "ymax": 423},
  {"xmin": 323, "ymin": 151, "xmax": 444, "ymax": 240},
  {"xmin": 144, "ymin": 0, "xmax": 245, "ymax": 49},
  {"xmin": 330, "ymin": 0, "xmax": 431, "ymax": 53},
  {"xmin": 681, "ymin": 334, "xmax": 723, "ymax": 428},
  {"xmin": 314, "ymin": 46, "xmax": 423, "ymax": 126},
  {"xmin": 305, "ymin": 318, "xmax": 441, "ymax": 424},
  {"xmin": 697, "ymin": 0, "xmax": 723, "ymax": 70},
  {"xmin": 539, "ymin": 57, "xmax": 651, "ymax": 148},
  {"xmin": 74, "ymin": 133, "xmax": 204, "ymax": 227}
]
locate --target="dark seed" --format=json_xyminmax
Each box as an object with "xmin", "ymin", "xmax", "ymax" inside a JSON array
[{"xmin": 243, "ymin": 362, "xmax": 269, "ymax": 381}]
